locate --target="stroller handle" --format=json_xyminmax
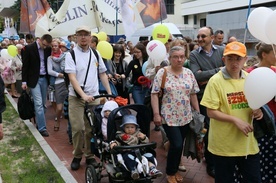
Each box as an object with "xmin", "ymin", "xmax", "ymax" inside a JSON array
[
  {"xmin": 93, "ymin": 94, "xmax": 117, "ymax": 100},
  {"xmin": 111, "ymin": 142, "xmax": 157, "ymax": 153},
  {"xmin": 85, "ymin": 94, "xmax": 117, "ymax": 106}
]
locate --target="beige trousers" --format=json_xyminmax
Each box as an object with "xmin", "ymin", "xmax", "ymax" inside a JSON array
[{"xmin": 68, "ymin": 96, "xmax": 100, "ymax": 159}]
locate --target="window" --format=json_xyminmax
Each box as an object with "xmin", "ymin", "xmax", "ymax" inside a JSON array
[
  {"xmin": 193, "ymin": 15, "xmax": 197, "ymax": 25},
  {"xmin": 200, "ymin": 18, "xmax": 206, "ymax": 27},
  {"xmin": 184, "ymin": 15, "xmax": 188, "ymax": 24},
  {"xmin": 164, "ymin": 0, "xmax": 174, "ymax": 14}
]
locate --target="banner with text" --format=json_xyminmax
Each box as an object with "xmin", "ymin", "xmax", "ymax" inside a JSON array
[{"xmin": 20, "ymin": 0, "xmax": 167, "ymax": 38}]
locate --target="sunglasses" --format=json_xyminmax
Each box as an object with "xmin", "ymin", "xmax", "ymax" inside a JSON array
[
  {"xmin": 197, "ymin": 34, "xmax": 207, "ymax": 39},
  {"xmin": 168, "ymin": 39, "xmax": 172, "ymax": 42}
]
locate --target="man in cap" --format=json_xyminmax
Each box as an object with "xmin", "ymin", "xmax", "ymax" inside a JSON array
[
  {"xmin": 65, "ymin": 25, "xmax": 112, "ymax": 170},
  {"xmin": 200, "ymin": 42, "xmax": 263, "ymax": 182}
]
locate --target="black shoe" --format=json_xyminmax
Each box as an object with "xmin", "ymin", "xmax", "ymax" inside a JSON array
[
  {"xmin": 40, "ymin": 130, "xmax": 49, "ymax": 137},
  {"xmin": 86, "ymin": 158, "xmax": 98, "ymax": 167},
  {"xmin": 207, "ymin": 168, "xmax": 215, "ymax": 178},
  {"xmin": 154, "ymin": 125, "xmax": 160, "ymax": 131},
  {"xmin": 69, "ymin": 139, "xmax": 73, "ymax": 145},
  {"xmin": 71, "ymin": 157, "xmax": 82, "ymax": 170}
]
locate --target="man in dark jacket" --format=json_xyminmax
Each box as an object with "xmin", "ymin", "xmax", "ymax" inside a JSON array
[{"xmin": 21, "ymin": 34, "xmax": 52, "ymax": 137}]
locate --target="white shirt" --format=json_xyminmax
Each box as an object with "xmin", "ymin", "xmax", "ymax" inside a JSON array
[{"xmin": 65, "ymin": 45, "xmax": 107, "ymax": 97}]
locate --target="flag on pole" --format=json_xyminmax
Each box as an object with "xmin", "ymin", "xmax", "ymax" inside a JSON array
[
  {"xmin": 20, "ymin": 0, "xmax": 52, "ymax": 35},
  {"xmin": 118, "ymin": 0, "xmax": 167, "ymax": 38},
  {"xmin": 20, "ymin": 0, "xmax": 167, "ymax": 38}
]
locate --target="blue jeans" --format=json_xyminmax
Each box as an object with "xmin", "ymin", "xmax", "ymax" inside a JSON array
[
  {"xmin": 163, "ymin": 124, "xmax": 189, "ymax": 175},
  {"xmin": 214, "ymin": 154, "xmax": 261, "ymax": 183},
  {"xmin": 131, "ymin": 85, "xmax": 148, "ymax": 104},
  {"xmin": 30, "ymin": 77, "xmax": 48, "ymax": 132}
]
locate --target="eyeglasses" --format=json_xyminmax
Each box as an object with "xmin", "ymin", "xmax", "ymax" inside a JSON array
[
  {"xmin": 76, "ymin": 34, "xmax": 90, "ymax": 38},
  {"xmin": 172, "ymin": 55, "xmax": 185, "ymax": 60},
  {"xmin": 41, "ymin": 41, "xmax": 49, "ymax": 48},
  {"xmin": 168, "ymin": 39, "xmax": 172, "ymax": 42},
  {"xmin": 197, "ymin": 34, "xmax": 207, "ymax": 39}
]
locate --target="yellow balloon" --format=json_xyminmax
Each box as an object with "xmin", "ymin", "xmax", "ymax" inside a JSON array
[
  {"xmin": 96, "ymin": 41, "xmax": 113, "ymax": 59},
  {"xmin": 7, "ymin": 45, "xmax": 18, "ymax": 57},
  {"xmin": 152, "ymin": 24, "xmax": 170, "ymax": 44},
  {"xmin": 91, "ymin": 32, "xmax": 98, "ymax": 37},
  {"xmin": 97, "ymin": 31, "xmax": 107, "ymax": 41}
]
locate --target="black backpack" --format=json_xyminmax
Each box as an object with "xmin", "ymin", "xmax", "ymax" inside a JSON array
[{"xmin": 17, "ymin": 90, "xmax": 35, "ymax": 120}]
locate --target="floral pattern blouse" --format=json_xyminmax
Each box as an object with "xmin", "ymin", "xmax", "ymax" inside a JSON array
[{"xmin": 152, "ymin": 67, "xmax": 199, "ymax": 126}]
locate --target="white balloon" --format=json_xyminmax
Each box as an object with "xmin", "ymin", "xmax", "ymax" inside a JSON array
[
  {"xmin": 244, "ymin": 67, "xmax": 276, "ymax": 109},
  {"xmin": 265, "ymin": 10, "xmax": 276, "ymax": 45},
  {"xmin": 0, "ymin": 49, "xmax": 13, "ymax": 60},
  {"xmin": 146, "ymin": 40, "xmax": 166, "ymax": 61},
  {"xmin": 247, "ymin": 7, "xmax": 273, "ymax": 44}
]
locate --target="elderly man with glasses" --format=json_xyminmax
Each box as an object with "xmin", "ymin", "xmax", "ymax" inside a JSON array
[{"xmin": 189, "ymin": 26, "xmax": 225, "ymax": 178}]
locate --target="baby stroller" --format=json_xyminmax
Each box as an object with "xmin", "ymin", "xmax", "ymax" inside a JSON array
[{"xmin": 85, "ymin": 97, "xmax": 158, "ymax": 183}]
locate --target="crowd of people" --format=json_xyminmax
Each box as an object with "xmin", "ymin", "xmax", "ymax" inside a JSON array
[{"xmin": 0, "ymin": 25, "xmax": 275, "ymax": 183}]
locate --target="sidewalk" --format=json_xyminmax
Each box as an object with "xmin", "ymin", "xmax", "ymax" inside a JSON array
[{"xmin": 8, "ymin": 93, "xmax": 214, "ymax": 183}]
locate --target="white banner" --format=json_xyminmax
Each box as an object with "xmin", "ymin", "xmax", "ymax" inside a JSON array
[
  {"xmin": 35, "ymin": 0, "xmax": 98, "ymax": 37},
  {"xmin": 32, "ymin": 0, "xmax": 166, "ymax": 38}
]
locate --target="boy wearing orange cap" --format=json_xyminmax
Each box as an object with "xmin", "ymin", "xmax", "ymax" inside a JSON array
[{"xmin": 200, "ymin": 42, "xmax": 263, "ymax": 182}]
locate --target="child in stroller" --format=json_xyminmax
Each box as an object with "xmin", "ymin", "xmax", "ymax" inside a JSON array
[
  {"xmin": 85, "ymin": 101, "xmax": 161, "ymax": 183},
  {"xmin": 110, "ymin": 114, "xmax": 162, "ymax": 180},
  {"xmin": 101, "ymin": 100, "xmax": 120, "ymax": 141}
]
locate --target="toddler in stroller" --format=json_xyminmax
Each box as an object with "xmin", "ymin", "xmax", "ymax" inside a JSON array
[
  {"xmin": 110, "ymin": 114, "xmax": 162, "ymax": 180},
  {"xmin": 101, "ymin": 100, "xmax": 120, "ymax": 141},
  {"xmin": 85, "ymin": 102, "xmax": 162, "ymax": 183}
]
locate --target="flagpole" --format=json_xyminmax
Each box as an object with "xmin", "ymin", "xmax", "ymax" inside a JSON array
[
  {"xmin": 116, "ymin": 0, "xmax": 118, "ymax": 36},
  {"xmin": 244, "ymin": 0, "xmax": 252, "ymax": 44},
  {"xmin": 160, "ymin": 0, "xmax": 163, "ymax": 24}
]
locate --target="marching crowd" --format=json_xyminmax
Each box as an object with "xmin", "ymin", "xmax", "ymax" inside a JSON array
[{"xmin": 0, "ymin": 25, "xmax": 275, "ymax": 183}]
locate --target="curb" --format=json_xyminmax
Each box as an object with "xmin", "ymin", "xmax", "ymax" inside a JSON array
[{"xmin": 6, "ymin": 93, "xmax": 77, "ymax": 183}]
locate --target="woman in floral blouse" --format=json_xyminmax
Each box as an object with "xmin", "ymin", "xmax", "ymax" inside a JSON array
[{"xmin": 151, "ymin": 46, "xmax": 200, "ymax": 183}]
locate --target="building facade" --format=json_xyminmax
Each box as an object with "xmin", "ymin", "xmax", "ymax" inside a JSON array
[{"xmin": 162, "ymin": 0, "xmax": 275, "ymax": 55}]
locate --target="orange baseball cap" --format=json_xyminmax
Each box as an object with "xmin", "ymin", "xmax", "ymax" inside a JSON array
[{"xmin": 223, "ymin": 41, "xmax": 247, "ymax": 57}]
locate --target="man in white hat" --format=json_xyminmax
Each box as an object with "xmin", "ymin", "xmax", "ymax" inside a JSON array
[{"xmin": 65, "ymin": 25, "xmax": 112, "ymax": 170}]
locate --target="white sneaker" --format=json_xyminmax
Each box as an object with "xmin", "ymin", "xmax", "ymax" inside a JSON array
[
  {"xmin": 149, "ymin": 167, "xmax": 163, "ymax": 177},
  {"xmin": 178, "ymin": 165, "xmax": 186, "ymax": 172}
]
